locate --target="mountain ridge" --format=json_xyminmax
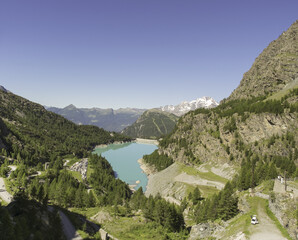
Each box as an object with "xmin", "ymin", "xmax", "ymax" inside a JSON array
[
  {"xmin": 121, "ymin": 109, "xmax": 179, "ymax": 139},
  {"xmin": 160, "ymin": 96, "xmax": 218, "ymax": 116},
  {"xmin": 46, "ymin": 96, "xmax": 218, "ymax": 132},
  {"xmin": 226, "ymin": 20, "xmax": 298, "ymax": 102},
  {"xmin": 46, "ymin": 105, "xmax": 146, "ymax": 132}
]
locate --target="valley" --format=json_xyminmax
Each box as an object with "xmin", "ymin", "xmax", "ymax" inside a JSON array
[{"xmin": 0, "ymin": 17, "xmax": 297, "ymax": 240}]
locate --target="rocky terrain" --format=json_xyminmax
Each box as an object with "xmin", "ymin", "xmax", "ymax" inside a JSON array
[
  {"xmin": 70, "ymin": 158, "xmax": 89, "ymax": 180},
  {"xmin": 227, "ymin": 20, "xmax": 298, "ymax": 102},
  {"xmin": 161, "ymin": 111, "xmax": 297, "ymax": 167},
  {"xmin": 269, "ymin": 185, "xmax": 297, "ymax": 240}
]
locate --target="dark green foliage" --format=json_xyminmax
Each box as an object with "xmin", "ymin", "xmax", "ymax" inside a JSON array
[
  {"xmin": 143, "ymin": 150, "xmax": 174, "ymax": 171},
  {"xmin": 194, "ymin": 181, "xmax": 238, "ymax": 223},
  {"xmin": 122, "ymin": 110, "xmax": 179, "ymax": 139},
  {"xmin": 24, "ymin": 170, "xmax": 91, "ymax": 208},
  {"xmin": 0, "ymin": 198, "xmax": 65, "ymax": 240},
  {"xmin": 88, "ymin": 154, "xmax": 132, "ymax": 205},
  {"xmin": 236, "ymin": 152, "xmax": 295, "ymax": 191},
  {"xmin": 223, "ymin": 116, "xmax": 237, "ymax": 132},
  {"xmin": 130, "ymin": 188, "xmax": 185, "ymax": 232},
  {"xmin": 0, "ymin": 90, "xmax": 131, "ymax": 166},
  {"xmin": 192, "ymin": 187, "xmax": 201, "ymax": 205}
]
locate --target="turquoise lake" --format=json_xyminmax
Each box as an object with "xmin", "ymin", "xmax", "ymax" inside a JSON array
[{"xmin": 93, "ymin": 142, "xmax": 158, "ymax": 191}]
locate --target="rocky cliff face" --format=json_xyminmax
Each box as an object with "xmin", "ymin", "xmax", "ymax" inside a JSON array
[
  {"xmin": 227, "ymin": 20, "xmax": 298, "ymax": 102},
  {"xmin": 269, "ymin": 192, "xmax": 297, "ymax": 240},
  {"xmin": 161, "ymin": 111, "xmax": 297, "ymax": 169}
]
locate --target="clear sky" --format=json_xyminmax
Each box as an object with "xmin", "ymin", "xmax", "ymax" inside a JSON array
[{"xmin": 0, "ymin": 0, "xmax": 297, "ymax": 109}]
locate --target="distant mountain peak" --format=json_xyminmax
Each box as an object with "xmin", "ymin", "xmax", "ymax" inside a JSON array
[
  {"xmin": 0, "ymin": 85, "xmax": 9, "ymax": 93},
  {"xmin": 65, "ymin": 104, "xmax": 77, "ymax": 109},
  {"xmin": 160, "ymin": 96, "xmax": 218, "ymax": 116}
]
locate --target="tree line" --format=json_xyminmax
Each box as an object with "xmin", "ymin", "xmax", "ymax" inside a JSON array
[{"xmin": 143, "ymin": 150, "xmax": 174, "ymax": 171}]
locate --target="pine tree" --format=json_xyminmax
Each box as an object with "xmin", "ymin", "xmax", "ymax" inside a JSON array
[
  {"xmin": 37, "ymin": 185, "xmax": 44, "ymax": 202},
  {"xmin": 192, "ymin": 187, "xmax": 201, "ymax": 205}
]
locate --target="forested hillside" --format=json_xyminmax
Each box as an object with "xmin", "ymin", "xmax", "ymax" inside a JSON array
[
  {"xmin": 122, "ymin": 109, "xmax": 179, "ymax": 139},
  {"xmin": 0, "ymin": 88, "xmax": 188, "ymax": 239},
  {"xmin": 0, "ymin": 89, "xmax": 131, "ymax": 165}
]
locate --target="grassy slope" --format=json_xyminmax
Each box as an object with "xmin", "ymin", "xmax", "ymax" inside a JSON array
[{"xmin": 266, "ymin": 78, "xmax": 298, "ymax": 101}]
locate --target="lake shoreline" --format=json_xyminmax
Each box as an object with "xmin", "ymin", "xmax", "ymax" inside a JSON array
[
  {"xmin": 94, "ymin": 142, "xmax": 158, "ymax": 192},
  {"xmin": 94, "ymin": 138, "xmax": 158, "ymax": 149},
  {"xmin": 137, "ymin": 158, "xmax": 157, "ymax": 176}
]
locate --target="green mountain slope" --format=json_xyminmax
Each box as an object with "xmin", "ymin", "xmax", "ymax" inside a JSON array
[
  {"xmin": 121, "ymin": 109, "xmax": 179, "ymax": 139},
  {"xmin": 0, "ymin": 89, "xmax": 131, "ymax": 165}
]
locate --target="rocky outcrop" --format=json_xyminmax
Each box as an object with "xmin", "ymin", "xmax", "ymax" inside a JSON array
[
  {"xmin": 189, "ymin": 222, "xmax": 226, "ymax": 240},
  {"xmin": 70, "ymin": 158, "xmax": 88, "ymax": 180},
  {"xmin": 227, "ymin": 20, "xmax": 298, "ymax": 102},
  {"xmin": 269, "ymin": 191, "xmax": 297, "ymax": 240}
]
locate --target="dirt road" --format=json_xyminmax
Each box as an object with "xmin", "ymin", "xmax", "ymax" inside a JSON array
[
  {"xmin": 59, "ymin": 210, "xmax": 82, "ymax": 240},
  {"xmin": 249, "ymin": 202, "xmax": 286, "ymax": 240},
  {"xmin": 0, "ymin": 177, "xmax": 13, "ymax": 203}
]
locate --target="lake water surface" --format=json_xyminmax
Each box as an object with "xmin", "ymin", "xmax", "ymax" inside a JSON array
[{"xmin": 93, "ymin": 142, "xmax": 157, "ymax": 190}]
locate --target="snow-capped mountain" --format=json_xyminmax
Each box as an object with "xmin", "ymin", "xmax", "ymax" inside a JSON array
[{"xmin": 160, "ymin": 97, "xmax": 219, "ymax": 116}]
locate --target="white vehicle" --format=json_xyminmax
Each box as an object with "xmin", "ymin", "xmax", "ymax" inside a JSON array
[{"xmin": 251, "ymin": 215, "xmax": 259, "ymax": 225}]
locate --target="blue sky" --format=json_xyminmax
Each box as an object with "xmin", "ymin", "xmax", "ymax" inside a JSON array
[{"xmin": 1, "ymin": 1, "xmax": 297, "ymax": 109}]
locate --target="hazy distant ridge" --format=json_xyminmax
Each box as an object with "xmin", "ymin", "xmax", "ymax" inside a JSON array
[{"xmin": 46, "ymin": 105, "xmax": 146, "ymax": 132}]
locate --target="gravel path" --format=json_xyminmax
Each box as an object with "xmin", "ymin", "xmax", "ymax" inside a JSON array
[
  {"xmin": 174, "ymin": 172, "xmax": 225, "ymax": 190},
  {"xmin": 0, "ymin": 177, "xmax": 13, "ymax": 203},
  {"xmin": 249, "ymin": 202, "xmax": 286, "ymax": 240},
  {"xmin": 0, "ymin": 165, "xmax": 17, "ymax": 204},
  {"xmin": 59, "ymin": 210, "xmax": 83, "ymax": 240}
]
